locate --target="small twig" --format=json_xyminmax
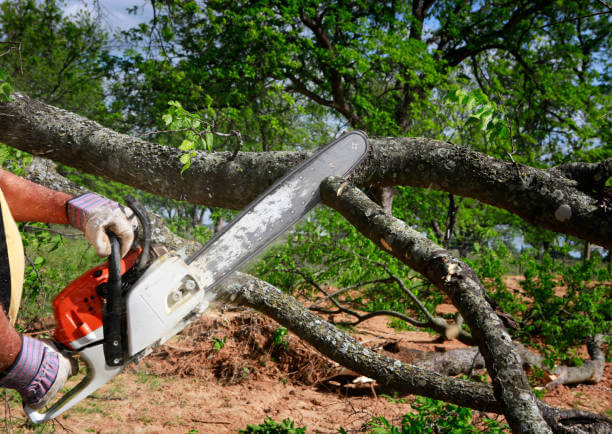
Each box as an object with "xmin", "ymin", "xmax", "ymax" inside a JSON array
[
  {"xmin": 4, "ymin": 389, "xmax": 12, "ymax": 434},
  {"xmin": 538, "ymin": 10, "xmax": 611, "ymax": 29},
  {"xmin": 140, "ymin": 125, "xmax": 244, "ymax": 157},
  {"xmin": 499, "ymin": 103, "xmax": 524, "ymax": 183},
  {"xmin": 27, "ymin": 329, "xmax": 55, "ymax": 336},
  {"xmin": 24, "ymin": 254, "xmax": 47, "ymax": 291},
  {"xmin": 309, "ymin": 278, "xmax": 394, "ymax": 308},
  {"xmin": 52, "ymin": 417, "xmax": 75, "ymax": 433},
  {"xmin": 89, "ymin": 394, "xmax": 125, "ymax": 401},
  {"xmin": 23, "ymin": 225, "xmax": 82, "ymax": 238},
  {"xmin": 191, "ymin": 419, "xmax": 231, "ymax": 425},
  {"xmin": 0, "ymin": 41, "xmax": 23, "ymax": 75},
  {"xmin": 350, "ymin": 310, "xmax": 430, "ymax": 327},
  {"xmin": 595, "ymin": 0, "xmax": 612, "ymax": 11},
  {"xmin": 140, "ymin": 127, "xmax": 195, "ymax": 136},
  {"xmin": 229, "ymin": 130, "xmax": 244, "ymax": 161}
]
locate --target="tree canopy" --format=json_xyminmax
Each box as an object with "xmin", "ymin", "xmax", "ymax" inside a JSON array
[{"xmin": 0, "ymin": 1, "xmax": 610, "ymax": 432}]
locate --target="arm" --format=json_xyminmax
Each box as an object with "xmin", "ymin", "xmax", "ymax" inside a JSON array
[
  {"xmin": 0, "ymin": 169, "xmax": 71, "ymax": 224},
  {"xmin": 0, "ymin": 168, "xmax": 134, "ymax": 257}
]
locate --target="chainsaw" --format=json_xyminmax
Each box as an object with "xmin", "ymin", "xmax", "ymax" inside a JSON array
[{"xmin": 24, "ymin": 131, "xmax": 369, "ymax": 423}]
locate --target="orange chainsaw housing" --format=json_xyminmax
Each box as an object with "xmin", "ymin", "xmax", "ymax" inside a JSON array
[{"xmin": 53, "ymin": 248, "xmax": 142, "ymax": 349}]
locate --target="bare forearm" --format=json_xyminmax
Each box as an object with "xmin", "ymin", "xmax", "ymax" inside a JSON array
[{"xmin": 0, "ymin": 169, "xmax": 71, "ymax": 224}]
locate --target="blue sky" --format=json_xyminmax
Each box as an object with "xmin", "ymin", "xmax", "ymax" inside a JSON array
[{"xmin": 63, "ymin": 0, "xmax": 153, "ymax": 31}]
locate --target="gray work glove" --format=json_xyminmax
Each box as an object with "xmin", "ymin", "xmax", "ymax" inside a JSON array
[{"xmin": 66, "ymin": 193, "xmax": 136, "ymax": 257}]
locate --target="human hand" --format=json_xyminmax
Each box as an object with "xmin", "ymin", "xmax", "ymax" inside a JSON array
[{"xmin": 66, "ymin": 193, "xmax": 136, "ymax": 257}]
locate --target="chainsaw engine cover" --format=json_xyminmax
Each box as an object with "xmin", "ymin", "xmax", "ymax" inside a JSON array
[
  {"xmin": 125, "ymin": 252, "xmax": 209, "ymax": 357},
  {"xmin": 53, "ymin": 248, "xmax": 141, "ymax": 350}
]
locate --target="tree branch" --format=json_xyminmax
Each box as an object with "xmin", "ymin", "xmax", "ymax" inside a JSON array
[
  {"xmin": 23, "ymin": 157, "xmax": 611, "ymax": 432},
  {"xmin": 320, "ymin": 176, "xmax": 549, "ymax": 432},
  {"xmin": 0, "ymin": 94, "xmax": 608, "ymax": 248}
]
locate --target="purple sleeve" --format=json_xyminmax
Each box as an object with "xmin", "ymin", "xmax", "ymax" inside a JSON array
[{"xmin": 66, "ymin": 193, "xmax": 119, "ymax": 231}]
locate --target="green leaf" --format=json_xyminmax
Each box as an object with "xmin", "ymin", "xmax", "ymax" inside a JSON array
[
  {"xmin": 179, "ymin": 139, "xmax": 194, "ymax": 151},
  {"xmin": 205, "ymin": 132, "xmax": 214, "ymax": 151},
  {"xmin": 0, "ymin": 82, "xmax": 14, "ymax": 102},
  {"xmin": 464, "ymin": 96, "xmax": 477, "ymax": 112},
  {"xmin": 480, "ymin": 111, "xmax": 493, "ymax": 131},
  {"xmin": 162, "ymin": 113, "xmax": 173, "ymax": 126},
  {"xmin": 179, "ymin": 153, "xmax": 191, "ymax": 165},
  {"xmin": 465, "ymin": 115, "xmax": 481, "ymax": 127}
]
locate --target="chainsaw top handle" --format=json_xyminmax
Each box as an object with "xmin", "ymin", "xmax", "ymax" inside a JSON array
[
  {"xmin": 102, "ymin": 198, "xmax": 151, "ymax": 366},
  {"xmin": 101, "ymin": 231, "xmax": 124, "ymax": 366}
]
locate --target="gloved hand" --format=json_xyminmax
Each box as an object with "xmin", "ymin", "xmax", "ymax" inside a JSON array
[
  {"xmin": 0, "ymin": 336, "xmax": 77, "ymax": 409},
  {"xmin": 66, "ymin": 193, "xmax": 136, "ymax": 257}
]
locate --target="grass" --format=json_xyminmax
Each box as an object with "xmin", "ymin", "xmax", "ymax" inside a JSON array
[
  {"xmin": 136, "ymin": 369, "xmax": 163, "ymax": 391},
  {"xmin": 19, "ymin": 226, "xmax": 101, "ymax": 323}
]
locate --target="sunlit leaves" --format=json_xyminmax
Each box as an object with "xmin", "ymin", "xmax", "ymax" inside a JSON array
[{"xmin": 161, "ymin": 100, "xmax": 214, "ymax": 172}]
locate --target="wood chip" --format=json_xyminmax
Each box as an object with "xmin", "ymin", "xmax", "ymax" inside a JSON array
[
  {"xmin": 380, "ymin": 237, "xmax": 392, "ymax": 251},
  {"xmin": 336, "ymin": 181, "xmax": 349, "ymax": 196}
]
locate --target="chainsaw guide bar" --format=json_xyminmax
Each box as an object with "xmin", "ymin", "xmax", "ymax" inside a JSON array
[{"xmin": 24, "ymin": 130, "xmax": 369, "ymax": 423}]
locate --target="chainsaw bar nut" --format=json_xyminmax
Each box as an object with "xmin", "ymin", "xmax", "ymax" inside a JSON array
[
  {"xmin": 170, "ymin": 290, "xmax": 183, "ymax": 302},
  {"xmin": 184, "ymin": 279, "xmax": 196, "ymax": 291}
]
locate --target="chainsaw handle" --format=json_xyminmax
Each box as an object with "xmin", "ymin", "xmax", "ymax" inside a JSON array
[
  {"xmin": 102, "ymin": 231, "xmax": 126, "ymax": 366},
  {"xmin": 24, "ymin": 344, "xmax": 123, "ymax": 423}
]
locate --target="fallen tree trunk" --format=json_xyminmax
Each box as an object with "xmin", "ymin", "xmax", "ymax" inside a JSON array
[
  {"xmin": 383, "ymin": 339, "xmax": 606, "ymax": 388},
  {"xmin": 1, "ymin": 93, "xmax": 610, "ymax": 248}
]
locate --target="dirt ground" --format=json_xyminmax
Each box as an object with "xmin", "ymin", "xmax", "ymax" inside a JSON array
[{"xmin": 2, "ymin": 294, "xmax": 610, "ymax": 433}]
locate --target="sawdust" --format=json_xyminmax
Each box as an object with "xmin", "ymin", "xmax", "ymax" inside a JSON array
[{"xmin": 145, "ymin": 309, "xmax": 336, "ymax": 386}]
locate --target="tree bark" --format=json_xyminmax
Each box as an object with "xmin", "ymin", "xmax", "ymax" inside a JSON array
[
  {"xmin": 320, "ymin": 176, "xmax": 550, "ymax": 433},
  {"xmin": 215, "ymin": 273, "xmax": 611, "ymax": 433},
  {"xmin": 1, "ymin": 94, "xmax": 610, "ymax": 248}
]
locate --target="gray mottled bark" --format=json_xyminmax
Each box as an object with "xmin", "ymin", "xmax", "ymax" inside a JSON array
[
  {"xmin": 386, "ymin": 340, "xmax": 606, "ymax": 389},
  {"xmin": 320, "ymin": 176, "xmax": 550, "ymax": 433},
  {"xmin": 216, "ymin": 273, "xmax": 502, "ymax": 411},
  {"xmin": 1, "ymin": 94, "xmax": 610, "ymax": 248},
  {"xmin": 216, "ymin": 273, "xmax": 611, "ymax": 434}
]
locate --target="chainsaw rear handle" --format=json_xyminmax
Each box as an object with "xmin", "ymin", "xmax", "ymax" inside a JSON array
[{"xmin": 24, "ymin": 343, "xmax": 123, "ymax": 423}]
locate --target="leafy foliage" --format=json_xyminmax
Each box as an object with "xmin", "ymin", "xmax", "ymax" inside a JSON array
[
  {"xmin": 253, "ymin": 205, "xmax": 441, "ymax": 327},
  {"xmin": 469, "ymin": 245, "xmax": 611, "ymax": 367},
  {"xmin": 17, "ymin": 224, "xmax": 100, "ymax": 329},
  {"xmin": 518, "ymin": 253, "xmax": 611, "ymax": 367},
  {"xmin": 0, "ymin": 67, "xmax": 13, "ymax": 102},
  {"xmin": 342, "ymin": 397, "xmax": 508, "ymax": 433},
  {"xmin": 161, "ymin": 100, "xmax": 213, "ymax": 172},
  {"xmin": 239, "ymin": 417, "xmax": 306, "ymax": 434},
  {"xmin": 272, "ymin": 326, "xmax": 289, "ymax": 349},
  {"xmin": 0, "ymin": 0, "xmax": 111, "ymax": 119}
]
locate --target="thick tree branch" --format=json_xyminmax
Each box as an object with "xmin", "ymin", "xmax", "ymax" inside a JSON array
[
  {"xmin": 0, "ymin": 94, "xmax": 608, "ymax": 248},
  {"xmin": 216, "ymin": 272, "xmax": 502, "ymax": 411},
  {"xmin": 215, "ymin": 273, "xmax": 611, "ymax": 433},
  {"xmin": 320, "ymin": 176, "xmax": 549, "ymax": 432}
]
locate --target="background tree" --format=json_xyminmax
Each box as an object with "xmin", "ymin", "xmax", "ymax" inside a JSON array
[{"xmin": 0, "ymin": 0, "xmax": 111, "ymax": 119}]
